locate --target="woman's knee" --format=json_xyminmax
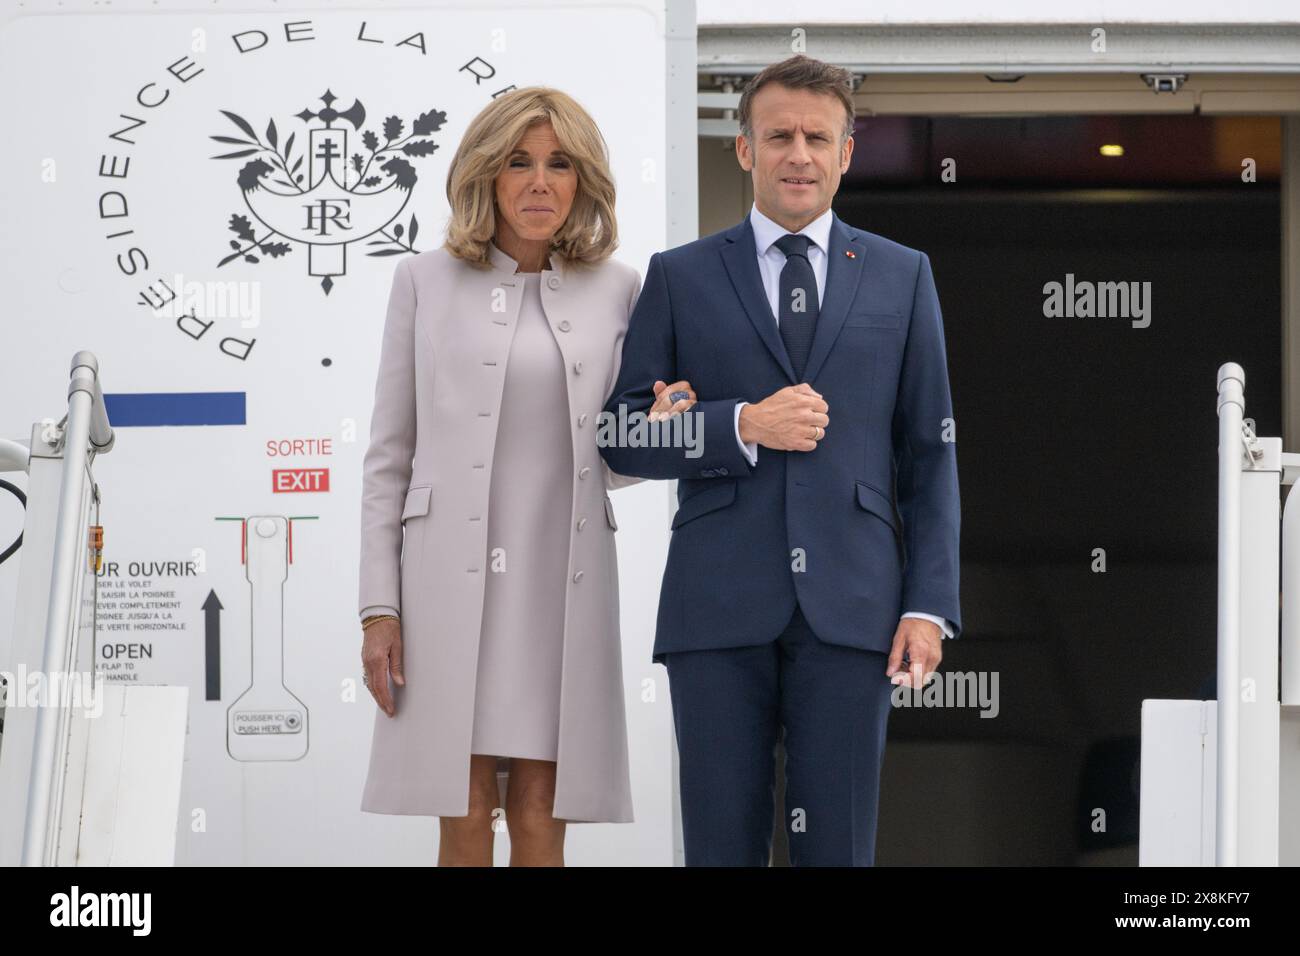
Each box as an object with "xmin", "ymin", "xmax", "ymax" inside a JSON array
[
  {"xmin": 444, "ymin": 756, "xmax": 504, "ymax": 828},
  {"xmin": 505, "ymin": 762, "xmax": 560, "ymax": 835}
]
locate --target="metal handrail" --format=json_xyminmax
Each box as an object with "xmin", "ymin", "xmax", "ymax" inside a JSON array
[
  {"xmin": 20, "ymin": 351, "xmax": 113, "ymax": 866},
  {"xmin": 1215, "ymin": 362, "xmax": 1244, "ymax": 867}
]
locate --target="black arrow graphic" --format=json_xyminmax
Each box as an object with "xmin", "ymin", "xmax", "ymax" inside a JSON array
[{"xmin": 202, "ymin": 589, "xmax": 224, "ymax": 701}]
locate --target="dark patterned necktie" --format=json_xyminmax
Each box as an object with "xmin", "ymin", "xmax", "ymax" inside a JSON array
[{"xmin": 774, "ymin": 233, "xmax": 819, "ymax": 380}]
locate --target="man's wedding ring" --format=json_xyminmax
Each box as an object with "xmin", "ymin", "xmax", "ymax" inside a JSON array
[{"xmin": 814, "ymin": 426, "xmax": 824, "ymax": 440}]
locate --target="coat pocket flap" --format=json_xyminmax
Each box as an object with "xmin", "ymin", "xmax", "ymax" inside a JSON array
[
  {"xmin": 604, "ymin": 495, "xmax": 618, "ymax": 530},
  {"xmin": 672, "ymin": 480, "xmax": 737, "ymax": 529},
  {"xmin": 855, "ymin": 480, "xmax": 900, "ymax": 536},
  {"xmin": 401, "ymin": 485, "xmax": 432, "ymax": 521},
  {"xmin": 844, "ymin": 311, "xmax": 903, "ymax": 329}
]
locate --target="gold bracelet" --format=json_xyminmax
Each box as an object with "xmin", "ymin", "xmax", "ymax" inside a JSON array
[{"xmin": 362, "ymin": 614, "xmax": 399, "ymax": 630}]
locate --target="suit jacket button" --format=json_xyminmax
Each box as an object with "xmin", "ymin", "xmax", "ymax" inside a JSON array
[
  {"xmin": 579, "ymin": 466, "xmax": 591, "ymax": 479},
  {"xmin": 717, "ymin": 467, "xmax": 729, "ymax": 476},
  {"xmin": 548, "ymin": 275, "xmax": 561, "ymax": 289}
]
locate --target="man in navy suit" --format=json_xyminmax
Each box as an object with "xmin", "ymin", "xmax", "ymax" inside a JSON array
[{"xmin": 599, "ymin": 54, "xmax": 961, "ymax": 865}]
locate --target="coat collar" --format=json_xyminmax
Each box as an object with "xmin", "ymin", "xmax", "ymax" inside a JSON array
[{"xmin": 488, "ymin": 240, "xmax": 563, "ymax": 277}]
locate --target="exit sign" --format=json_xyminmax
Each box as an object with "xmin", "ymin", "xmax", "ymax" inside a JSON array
[{"xmin": 272, "ymin": 469, "xmax": 330, "ymax": 493}]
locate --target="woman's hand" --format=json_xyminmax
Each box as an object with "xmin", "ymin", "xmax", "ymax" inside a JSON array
[
  {"xmin": 362, "ymin": 618, "xmax": 404, "ymax": 717},
  {"xmin": 647, "ymin": 379, "xmax": 697, "ymax": 421}
]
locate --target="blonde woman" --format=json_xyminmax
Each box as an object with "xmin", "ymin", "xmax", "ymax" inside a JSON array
[{"xmin": 356, "ymin": 88, "xmax": 683, "ymax": 866}]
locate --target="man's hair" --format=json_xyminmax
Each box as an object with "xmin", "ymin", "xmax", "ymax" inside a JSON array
[{"xmin": 737, "ymin": 54, "xmax": 856, "ymax": 145}]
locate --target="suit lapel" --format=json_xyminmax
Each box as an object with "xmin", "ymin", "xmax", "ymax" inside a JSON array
[
  {"xmin": 719, "ymin": 213, "xmax": 867, "ymax": 386},
  {"xmin": 802, "ymin": 213, "xmax": 866, "ymax": 385},
  {"xmin": 720, "ymin": 217, "xmax": 797, "ymax": 384}
]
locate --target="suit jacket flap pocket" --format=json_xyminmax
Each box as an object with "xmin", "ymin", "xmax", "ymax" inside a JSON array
[
  {"xmin": 671, "ymin": 480, "xmax": 737, "ymax": 529},
  {"xmin": 401, "ymin": 485, "xmax": 432, "ymax": 522},
  {"xmin": 855, "ymin": 480, "xmax": 900, "ymax": 536}
]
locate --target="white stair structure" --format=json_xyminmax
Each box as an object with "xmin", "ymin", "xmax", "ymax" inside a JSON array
[
  {"xmin": 1140, "ymin": 362, "xmax": 1300, "ymax": 866},
  {"xmin": 0, "ymin": 351, "xmax": 188, "ymax": 866}
]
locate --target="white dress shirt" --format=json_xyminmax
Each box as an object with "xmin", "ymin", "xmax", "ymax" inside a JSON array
[{"xmin": 728, "ymin": 203, "xmax": 953, "ymax": 640}]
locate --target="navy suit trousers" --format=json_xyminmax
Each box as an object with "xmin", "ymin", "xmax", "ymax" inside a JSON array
[{"xmin": 664, "ymin": 603, "xmax": 895, "ymax": 866}]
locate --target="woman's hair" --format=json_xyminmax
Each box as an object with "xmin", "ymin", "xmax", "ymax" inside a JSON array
[{"xmin": 444, "ymin": 87, "xmax": 618, "ymax": 269}]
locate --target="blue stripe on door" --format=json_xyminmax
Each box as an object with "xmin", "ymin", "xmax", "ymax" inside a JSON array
[{"xmin": 103, "ymin": 392, "xmax": 247, "ymax": 426}]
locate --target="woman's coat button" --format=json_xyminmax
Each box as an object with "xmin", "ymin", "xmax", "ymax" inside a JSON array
[
  {"xmin": 558, "ymin": 320, "xmax": 572, "ymax": 332},
  {"xmin": 548, "ymin": 275, "xmax": 561, "ymax": 289},
  {"xmin": 578, "ymin": 466, "xmax": 591, "ymax": 479},
  {"xmin": 572, "ymin": 570, "xmax": 584, "ymax": 582},
  {"xmin": 577, "ymin": 517, "xmax": 587, "ymax": 531}
]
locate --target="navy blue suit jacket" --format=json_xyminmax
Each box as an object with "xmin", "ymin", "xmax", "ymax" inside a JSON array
[{"xmin": 600, "ymin": 211, "xmax": 961, "ymax": 663}]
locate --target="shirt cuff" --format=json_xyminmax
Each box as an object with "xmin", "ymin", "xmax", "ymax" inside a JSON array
[
  {"xmin": 361, "ymin": 605, "xmax": 400, "ymax": 623},
  {"xmin": 734, "ymin": 401, "xmax": 758, "ymax": 466},
  {"xmin": 902, "ymin": 611, "xmax": 953, "ymax": 639}
]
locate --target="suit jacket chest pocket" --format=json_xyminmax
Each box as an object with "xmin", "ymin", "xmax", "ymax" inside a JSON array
[
  {"xmin": 839, "ymin": 311, "xmax": 905, "ymax": 400},
  {"xmin": 843, "ymin": 311, "xmax": 903, "ymax": 330}
]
